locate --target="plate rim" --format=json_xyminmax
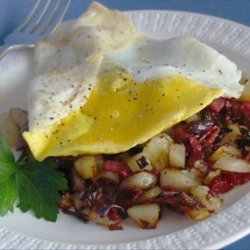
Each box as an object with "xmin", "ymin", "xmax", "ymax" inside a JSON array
[{"xmin": 125, "ymin": 9, "xmax": 250, "ymax": 31}]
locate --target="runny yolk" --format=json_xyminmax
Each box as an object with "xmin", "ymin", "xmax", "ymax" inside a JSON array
[{"xmin": 23, "ymin": 68, "xmax": 223, "ymax": 161}]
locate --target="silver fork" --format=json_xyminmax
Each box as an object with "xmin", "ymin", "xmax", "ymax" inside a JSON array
[{"xmin": 0, "ymin": 0, "xmax": 71, "ymax": 60}]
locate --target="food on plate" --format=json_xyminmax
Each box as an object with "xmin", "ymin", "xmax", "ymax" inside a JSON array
[{"xmin": 0, "ymin": 2, "xmax": 249, "ymax": 230}]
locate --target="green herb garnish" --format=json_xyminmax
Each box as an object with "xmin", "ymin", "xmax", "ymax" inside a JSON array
[{"xmin": 0, "ymin": 138, "xmax": 67, "ymax": 221}]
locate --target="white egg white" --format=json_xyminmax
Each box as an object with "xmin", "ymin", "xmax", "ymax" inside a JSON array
[{"xmin": 104, "ymin": 36, "xmax": 243, "ymax": 98}]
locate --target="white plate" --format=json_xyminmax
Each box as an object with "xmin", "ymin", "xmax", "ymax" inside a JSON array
[{"xmin": 0, "ymin": 10, "xmax": 250, "ymax": 250}]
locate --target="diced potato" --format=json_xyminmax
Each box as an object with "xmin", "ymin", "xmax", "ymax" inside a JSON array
[
  {"xmin": 59, "ymin": 192, "xmax": 73, "ymax": 210},
  {"xmin": 221, "ymin": 124, "xmax": 241, "ymax": 147},
  {"xmin": 9, "ymin": 108, "xmax": 28, "ymax": 129},
  {"xmin": 190, "ymin": 185, "xmax": 223, "ymax": 212},
  {"xmin": 213, "ymin": 156, "xmax": 250, "ymax": 173},
  {"xmin": 95, "ymin": 170, "xmax": 120, "ymax": 184},
  {"xmin": 0, "ymin": 112, "xmax": 19, "ymax": 147},
  {"xmin": 88, "ymin": 209, "xmax": 121, "ymax": 229},
  {"xmin": 169, "ymin": 143, "xmax": 186, "ymax": 168},
  {"xmin": 127, "ymin": 204, "xmax": 160, "ymax": 229},
  {"xmin": 126, "ymin": 152, "xmax": 153, "ymax": 172},
  {"xmin": 203, "ymin": 169, "xmax": 221, "ymax": 185},
  {"xmin": 120, "ymin": 172, "xmax": 157, "ymax": 190},
  {"xmin": 73, "ymin": 192, "xmax": 85, "ymax": 211},
  {"xmin": 72, "ymin": 168, "xmax": 85, "ymax": 191},
  {"xmin": 143, "ymin": 133, "xmax": 173, "ymax": 170},
  {"xmin": 74, "ymin": 155, "xmax": 98, "ymax": 179},
  {"xmin": 240, "ymin": 78, "xmax": 250, "ymax": 101},
  {"xmin": 160, "ymin": 168, "xmax": 201, "ymax": 192},
  {"xmin": 209, "ymin": 145, "xmax": 241, "ymax": 162},
  {"xmin": 186, "ymin": 208, "xmax": 210, "ymax": 220},
  {"xmin": 139, "ymin": 187, "xmax": 162, "ymax": 202}
]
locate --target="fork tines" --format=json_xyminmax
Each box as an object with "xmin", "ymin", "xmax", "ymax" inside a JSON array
[{"xmin": 17, "ymin": 0, "xmax": 71, "ymax": 37}]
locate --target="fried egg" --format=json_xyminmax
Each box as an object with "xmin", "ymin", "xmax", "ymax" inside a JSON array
[{"xmin": 23, "ymin": 2, "xmax": 243, "ymax": 161}]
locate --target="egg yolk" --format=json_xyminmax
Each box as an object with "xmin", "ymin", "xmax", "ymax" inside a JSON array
[{"xmin": 23, "ymin": 68, "xmax": 223, "ymax": 161}]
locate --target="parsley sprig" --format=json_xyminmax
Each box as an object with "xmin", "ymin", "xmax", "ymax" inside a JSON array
[{"xmin": 0, "ymin": 138, "xmax": 67, "ymax": 221}]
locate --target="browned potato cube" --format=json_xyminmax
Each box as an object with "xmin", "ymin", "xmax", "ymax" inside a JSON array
[
  {"xmin": 160, "ymin": 168, "xmax": 201, "ymax": 192},
  {"xmin": 120, "ymin": 172, "xmax": 157, "ymax": 190},
  {"xmin": 74, "ymin": 155, "xmax": 98, "ymax": 179},
  {"xmin": 127, "ymin": 204, "xmax": 160, "ymax": 229}
]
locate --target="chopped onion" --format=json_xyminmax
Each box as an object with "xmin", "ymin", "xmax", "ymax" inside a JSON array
[{"xmin": 99, "ymin": 204, "xmax": 125, "ymax": 217}]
